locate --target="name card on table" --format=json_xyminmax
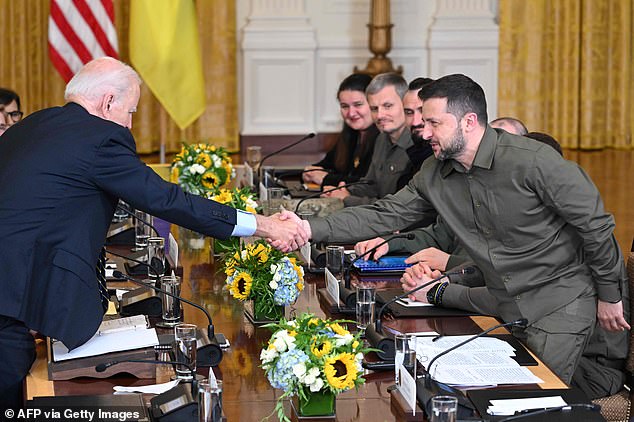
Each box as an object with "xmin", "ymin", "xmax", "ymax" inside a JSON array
[
  {"xmin": 325, "ymin": 268, "xmax": 340, "ymax": 306},
  {"xmin": 399, "ymin": 362, "xmax": 417, "ymax": 415}
]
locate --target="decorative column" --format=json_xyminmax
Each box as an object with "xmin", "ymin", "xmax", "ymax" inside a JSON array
[
  {"xmin": 241, "ymin": 0, "xmax": 317, "ymax": 135},
  {"xmin": 355, "ymin": 0, "xmax": 402, "ymax": 76},
  {"xmin": 428, "ymin": 0, "xmax": 499, "ymax": 119}
]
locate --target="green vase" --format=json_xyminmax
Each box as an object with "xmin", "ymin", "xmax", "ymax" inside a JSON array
[
  {"xmin": 298, "ymin": 390, "xmax": 336, "ymax": 417},
  {"xmin": 253, "ymin": 300, "xmax": 284, "ymax": 322}
]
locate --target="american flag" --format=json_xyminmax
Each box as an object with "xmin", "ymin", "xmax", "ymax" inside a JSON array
[{"xmin": 48, "ymin": 0, "xmax": 119, "ymax": 82}]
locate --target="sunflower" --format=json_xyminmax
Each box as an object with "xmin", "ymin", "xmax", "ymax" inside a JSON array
[
  {"xmin": 225, "ymin": 260, "xmax": 236, "ymax": 276},
  {"xmin": 324, "ymin": 353, "xmax": 358, "ymax": 390},
  {"xmin": 197, "ymin": 152, "xmax": 212, "ymax": 168},
  {"xmin": 311, "ymin": 338, "xmax": 333, "ymax": 358},
  {"xmin": 230, "ymin": 271, "xmax": 252, "ymax": 300},
  {"xmin": 328, "ymin": 322, "xmax": 349, "ymax": 337},
  {"xmin": 201, "ymin": 171, "xmax": 219, "ymax": 189}
]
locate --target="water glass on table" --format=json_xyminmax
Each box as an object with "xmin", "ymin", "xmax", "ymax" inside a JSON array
[
  {"xmin": 157, "ymin": 275, "xmax": 181, "ymax": 327},
  {"xmin": 431, "ymin": 395, "xmax": 458, "ymax": 422},
  {"xmin": 147, "ymin": 236, "xmax": 165, "ymax": 286},
  {"xmin": 355, "ymin": 286, "xmax": 375, "ymax": 334},
  {"xmin": 266, "ymin": 187, "xmax": 285, "ymax": 215},
  {"xmin": 134, "ymin": 210, "xmax": 152, "ymax": 249},
  {"xmin": 198, "ymin": 379, "xmax": 223, "ymax": 422},
  {"xmin": 326, "ymin": 245, "xmax": 344, "ymax": 281},
  {"xmin": 174, "ymin": 323, "xmax": 198, "ymax": 380}
]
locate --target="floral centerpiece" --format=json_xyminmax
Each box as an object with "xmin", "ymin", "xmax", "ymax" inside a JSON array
[
  {"xmin": 170, "ymin": 143, "xmax": 234, "ymax": 196},
  {"xmin": 260, "ymin": 313, "xmax": 369, "ymax": 420},
  {"xmin": 208, "ymin": 187, "xmax": 260, "ymax": 254},
  {"xmin": 224, "ymin": 240, "xmax": 304, "ymax": 321}
]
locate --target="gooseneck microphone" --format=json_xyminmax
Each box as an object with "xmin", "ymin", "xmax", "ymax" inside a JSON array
[
  {"xmin": 256, "ymin": 133, "xmax": 316, "ymax": 177},
  {"xmin": 365, "ymin": 267, "xmax": 475, "ymax": 360},
  {"xmin": 114, "ymin": 271, "xmax": 215, "ymax": 340},
  {"xmin": 294, "ymin": 180, "xmax": 375, "ymax": 213},
  {"xmin": 497, "ymin": 403, "xmax": 601, "ymax": 422},
  {"xmin": 423, "ymin": 317, "xmax": 529, "ymax": 388},
  {"xmin": 106, "ymin": 248, "xmax": 165, "ymax": 284},
  {"xmin": 96, "ymin": 359, "xmax": 194, "ymax": 377},
  {"xmin": 115, "ymin": 205, "xmax": 160, "ymax": 237}
]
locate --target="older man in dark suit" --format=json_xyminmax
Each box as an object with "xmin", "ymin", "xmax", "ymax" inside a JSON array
[{"xmin": 0, "ymin": 57, "xmax": 307, "ymax": 411}]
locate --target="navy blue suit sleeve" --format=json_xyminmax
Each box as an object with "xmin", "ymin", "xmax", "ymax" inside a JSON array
[{"xmin": 91, "ymin": 127, "xmax": 237, "ymax": 240}]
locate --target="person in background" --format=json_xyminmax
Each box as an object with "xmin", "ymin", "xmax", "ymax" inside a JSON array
[
  {"xmin": 322, "ymin": 72, "xmax": 414, "ymax": 206},
  {"xmin": 490, "ymin": 116, "xmax": 527, "ymax": 135},
  {"xmin": 303, "ymin": 74, "xmax": 379, "ymax": 188},
  {"xmin": 276, "ymin": 74, "xmax": 628, "ymax": 387},
  {"xmin": 0, "ymin": 110, "xmax": 7, "ymax": 136},
  {"xmin": 0, "ymin": 88, "xmax": 23, "ymax": 129},
  {"xmin": 0, "ymin": 58, "xmax": 307, "ymax": 412}
]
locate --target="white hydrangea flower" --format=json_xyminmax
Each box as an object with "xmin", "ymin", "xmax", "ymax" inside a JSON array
[
  {"xmin": 333, "ymin": 333, "xmax": 354, "ymax": 347},
  {"xmin": 260, "ymin": 347, "xmax": 278, "ymax": 364},
  {"xmin": 303, "ymin": 367, "xmax": 320, "ymax": 385},
  {"xmin": 309, "ymin": 377, "xmax": 324, "ymax": 392},
  {"xmin": 190, "ymin": 164, "xmax": 206, "ymax": 174},
  {"xmin": 269, "ymin": 279, "xmax": 278, "ymax": 289},
  {"xmin": 292, "ymin": 362, "xmax": 307, "ymax": 379}
]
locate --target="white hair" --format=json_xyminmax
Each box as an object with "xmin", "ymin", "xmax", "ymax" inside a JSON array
[{"xmin": 64, "ymin": 57, "xmax": 142, "ymax": 103}]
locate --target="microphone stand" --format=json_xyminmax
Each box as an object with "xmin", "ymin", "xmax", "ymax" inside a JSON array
[
  {"xmin": 365, "ymin": 268, "xmax": 473, "ymax": 360},
  {"xmin": 256, "ymin": 133, "xmax": 316, "ymax": 186},
  {"xmin": 114, "ymin": 271, "xmax": 224, "ymax": 368}
]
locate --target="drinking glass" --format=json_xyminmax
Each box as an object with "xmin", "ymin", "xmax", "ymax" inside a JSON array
[
  {"xmin": 174, "ymin": 323, "xmax": 197, "ymax": 380},
  {"xmin": 157, "ymin": 275, "xmax": 181, "ymax": 327},
  {"xmin": 246, "ymin": 145, "xmax": 262, "ymax": 168},
  {"xmin": 198, "ymin": 379, "xmax": 223, "ymax": 422},
  {"xmin": 266, "ymin": 187, "xmax": 285, "ymax": 216},
  {"xmin": 113, "ymin": 200, "xmax": 129, "ymax": 222},
  {"xmin": 326, "ymin": 245, "xmax": 344, "ymax": 281},
  {"xmin": 147, "ymin": 237, "xmax": 165, "ymax": 286},
  {"xmin": 431, "ymin": 395, "xmax": 458, "ymax": 422},
  {"xmin": 135, "ymin": 210, "xmax": 152, "ymax": 249},
  {"xmin": 394, "ymin": 334, "xmax": 416, "ymax": 387},
  {"xmin": 355, "ymin": 286, "xmax": 375, "ymax": 333}
]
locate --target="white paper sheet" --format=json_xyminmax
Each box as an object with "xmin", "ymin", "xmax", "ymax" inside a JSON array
[{"xmin": 52, "ymin": 328, "xmax": 159, "ymax": 362}]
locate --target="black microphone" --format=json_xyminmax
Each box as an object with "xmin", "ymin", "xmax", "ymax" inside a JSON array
[
  {"xmin": 365, "ymin": 267, "xmax": 475, "ymax": 360},
  {"xmin": 497, "ymin": 403, "xmax": 601, "ymax": 422},
  {"xmin": 114, "ymin": 271, "xmax": 214, "ymax": 339},
  {"xmin": 95, "ymin": 358, "xmax": 194, "ymax": 376},
  {"xmin": 115, "ymin": 205, "xmax": 160, "ymax": 237},
  {"xmin": 294, "ymin": 180, "xmax": 376, "ymax": 213},
  {"xmin": 257, "ymin": 133, "xmax": 316, "ymax": 180},
  {"xmin": 114, "ymin": 271, "xmax": 224, "ymax": 367},
  {"xmin": 423, "ymin": 317, "xmax": 529, "ymax": 388},
  {"xmin": 106, "ymin": 248, "xmax": 165, "ymax": 284}
]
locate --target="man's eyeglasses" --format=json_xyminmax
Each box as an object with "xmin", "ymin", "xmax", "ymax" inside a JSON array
[{"xmin": 4, "ymin": 110, "xmax": 23, "ymax": 122}]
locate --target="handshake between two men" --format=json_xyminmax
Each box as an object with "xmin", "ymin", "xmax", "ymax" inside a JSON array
[{"xmin": 256, "ymin": 210, "xmax": 312, "ymax": 253}]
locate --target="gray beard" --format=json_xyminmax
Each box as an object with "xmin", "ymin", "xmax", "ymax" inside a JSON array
[{"xmin": 437, "ymin": 129, "xmax": 466, "ymax": 161}]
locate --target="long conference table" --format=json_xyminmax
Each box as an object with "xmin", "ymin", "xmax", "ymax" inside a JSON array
[{"xmin": 25, "ymin": 226, "xmax": 567, "ymax": 421}]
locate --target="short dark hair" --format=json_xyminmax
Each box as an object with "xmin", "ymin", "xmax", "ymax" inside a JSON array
[
  {"xmin": 525, "ymin": 131, "xmax": 563, "ymax": 156},
  {"xmin": 0, "ymin": 88, "xmax": 20, "ymax": 110},
  {"xmin": 408, "ymin": 77, "xmax": 434, "ymax": 91},
  {"xmin": 337, "ymin": 73, "xmax": 373, "ymax": 99},
  {"xmin": 418, "ymin": 74, "xmax": 488, "ymax": 125}
]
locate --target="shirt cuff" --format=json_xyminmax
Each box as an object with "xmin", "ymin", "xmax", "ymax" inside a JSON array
[{"xmin": 230, "ymin": 210, "xmax": 257, "ymax": 237}]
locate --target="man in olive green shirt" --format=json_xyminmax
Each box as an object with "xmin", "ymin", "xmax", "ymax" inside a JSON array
[{"xmin": 275, "ymin": 74, "xmax": 629, "ymax": 385}]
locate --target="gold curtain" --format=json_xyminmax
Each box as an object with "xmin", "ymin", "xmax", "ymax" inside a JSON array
[
  {"xmin": 498, "ymin": 0, "xmax": 633, "ymax": 150},
  {"xmin": 0, "ymin": 0, "xmax": 238, "ymax": 154}
]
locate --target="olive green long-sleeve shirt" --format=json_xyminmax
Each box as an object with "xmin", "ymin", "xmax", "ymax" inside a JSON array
[
  {"xmin": 343, "ymin": 128, "xmax": 414, "ymax": 207},
  {"xmin": 310, "ymin": 127, "xmax": 626, "ymax": 323}
]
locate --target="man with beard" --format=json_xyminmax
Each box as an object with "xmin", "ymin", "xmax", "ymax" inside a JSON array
[
  {"xmin": 274, "ymin": 74, "xmax": 628, "ymax": 385},
  {"xmin": 322, "ymin": 72, "xmax": 414, "ymax": 206}
]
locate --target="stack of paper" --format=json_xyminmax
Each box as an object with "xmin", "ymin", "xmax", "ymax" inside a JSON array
[
  {"xmin": 415, "ymin": 336, "xmax": 543, "ymax": 387},
  {"xmin": 487, "ymin": 396, "xmax": 567, "ymax": 416},
  {"xmin": 52, "ymin": 317, "xmax": 158, "ymax": 362}
]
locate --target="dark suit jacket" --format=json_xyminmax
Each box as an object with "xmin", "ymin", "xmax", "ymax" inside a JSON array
[{"xmin": 0, "ymin": 103, "xmax": 238, "ymax": 349}]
